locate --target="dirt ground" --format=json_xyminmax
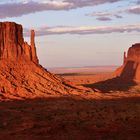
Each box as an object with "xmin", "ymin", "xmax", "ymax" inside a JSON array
[
  {"xmin": 0, "ymin": 96, "xmax": 140, "ymax": 140},
  {"xmin": 0, "ymin": 68, "xmax": 140, "ymax": 140}
]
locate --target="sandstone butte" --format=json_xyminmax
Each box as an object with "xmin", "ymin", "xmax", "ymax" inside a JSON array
[
  {"xmin": 115, "ymin": 43, "xmax": 140, "ymax": 83},
  {"xmin": 0, "ymin": 22, "xmax": 82, "ymax": 100}
]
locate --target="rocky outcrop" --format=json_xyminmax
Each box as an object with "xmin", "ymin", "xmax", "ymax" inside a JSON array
[
  {"xmin": 0, "ymin": 22, "xmax": 82, "ymax": 100},
  {"xmin": 115, "ymin": 43, "xmax": 140, "ymax": 83},
  {"xmin": 0, "ymin": 22, "xmax": 38, "ymax": 64}
]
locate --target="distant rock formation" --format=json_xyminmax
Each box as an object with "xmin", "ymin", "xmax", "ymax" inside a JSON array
[
  {"xmin": 115, "ymin": 43, "xmax": 140, "ymax": 83},
  {"xmin": 0, "ymin": 22, "xmax": 38, "ymax": 63},
  {"xmin": 0, "ymin": 22, "xmax": 82, "ymax": 100}
]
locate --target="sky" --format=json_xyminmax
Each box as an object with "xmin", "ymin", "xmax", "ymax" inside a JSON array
[{"xmin": 0, "ymin": 0, "xmax": 140, "ymax": 68}]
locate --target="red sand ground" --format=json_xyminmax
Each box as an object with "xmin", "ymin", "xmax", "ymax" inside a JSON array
[
  {"xmin": 0, "ymin": 96, "xmax": 140, "ymax": 140},
  {"xmin": 0, "ymin": 67, "xmax": 140, "ymax": 140}
]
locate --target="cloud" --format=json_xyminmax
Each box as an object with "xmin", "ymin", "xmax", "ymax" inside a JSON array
[
  {"xmin": 24, "ymin": 24, "xmax": 140, "ymax": 36},
  {"xmin": 86, "ymin": 11, "xmax": 123, "ymax": 21},
  {"xmin": 86, "ymin": 4, "xmax": 140, "ymax": 21},
  {"xmin": 64, "ymin": 0, "xmax": 122, "ymax": 8},
  {"xmin": 136, "ymin": 0, "xmax": 140, "ymax": 4},
  {"xmin": 115, "ymin": 14, "xmax": 122, "ymax": 18},
  {"xmin": 0, "ymin": 1, "xmax": 73, "ymax": 19},
  {"xmin": 0, "ymin": 0, "xmax": 122, "ymax": 19},
  {"xmin": 127, "ymin": 5, "xmax": 140, "ymax": 14},
  {"xmin": 96, "ymin": 17, "xmax": 112, "ymax": 21}
]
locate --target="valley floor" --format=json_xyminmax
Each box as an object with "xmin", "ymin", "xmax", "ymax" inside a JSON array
[
  {"xmin": 0, "ymin": 68, "xmax": 140, "ymax": 140},
  {"xmin": 0, "ymin": 95, "xmax": 140, "ymax": 140}
]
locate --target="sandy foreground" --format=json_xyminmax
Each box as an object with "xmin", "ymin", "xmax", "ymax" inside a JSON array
[{"xmin": 0, "ymin": 67, "xmax": 140, "ymax": 140}]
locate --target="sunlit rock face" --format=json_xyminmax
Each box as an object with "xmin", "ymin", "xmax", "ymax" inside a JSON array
[
  {"xmin": 115, "ymin": 43, "xmax": 140, "ymax": 83},
  {"xmin": 0, "ymin": 22, "xmax": 79, "ymax": 100},
  {"xmin": 0, "ymin": 22, "xmax": 38, "ymax": 63}
]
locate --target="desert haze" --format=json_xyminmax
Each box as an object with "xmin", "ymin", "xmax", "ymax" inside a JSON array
[{"xmin": 0, "ymin": 21, "xmax": 140, "ymax": 140}]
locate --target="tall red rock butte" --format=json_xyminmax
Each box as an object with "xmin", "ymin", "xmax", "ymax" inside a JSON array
[
  {"xmin": 0, "ymin": 22, "xmax": 38, "ymax": 63},
  {"xmin": 115, "ymin": 43, "xmax": 140, "ymax": 83},
  {"xmin": 0, "ymin": 22, "xmax": 79, "ymax": 100}
]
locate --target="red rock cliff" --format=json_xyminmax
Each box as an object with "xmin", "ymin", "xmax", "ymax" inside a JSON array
[
  {"xmin": 0, "ymin": 22, "xmax": 38, "ymax": 64},
  {"xmin": 0, "ymin": 22, "xmax": 81, "ymax": 100},
  {"xmin": 115, "ymin": 43, "xmax": 140, "ymax": 83}
]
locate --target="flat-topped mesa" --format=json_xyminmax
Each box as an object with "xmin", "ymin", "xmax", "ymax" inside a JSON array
[
  {"xmin": 115, "ymin": 43, "xmax": 140, "ymax": 83},
  {"xmin": 0, "ymin": 22, "xmax": 38, "ymax": 64}
]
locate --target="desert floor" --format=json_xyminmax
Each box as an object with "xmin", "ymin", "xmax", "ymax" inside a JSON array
[{"xmin": 0, "ymin": 66, "xmax": 140, "ymax": 140}]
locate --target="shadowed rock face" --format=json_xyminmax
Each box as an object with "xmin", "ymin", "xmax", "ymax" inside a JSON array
[
  {"xmin": 115, "ymin": 43, "xmax": 140, "ymax": 83},
  {"xmin": 0, "ymin": 22, "xmax": 38, "ymax": 63}
]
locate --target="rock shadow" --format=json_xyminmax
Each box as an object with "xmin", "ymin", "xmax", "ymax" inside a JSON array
[
  {"xmin": 83, "ymin": 77, "xmax": 137, "ymax": 93},
  {"xmin": 83, "ymin": 61, "xmax": 139, "ymax": 93},
  {"xmin": 0, "ymin": 96, "xmax": 140, "ymax": 140}
]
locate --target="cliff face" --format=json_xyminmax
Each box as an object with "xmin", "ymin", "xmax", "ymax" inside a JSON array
[
  {"xmin": 0, "ymin": 22, "xmax": 81, "ymax": 100},
  {"xmin": 127, "ymin": 43, "xmax": 140, "ymax": 62},
  {"xmin": 115, "ymin": 43, "xmax": 140, "ymax": 83},
  {"xmin": 0, "ymin": 22, "xmax": 38, "ymax": 63}
]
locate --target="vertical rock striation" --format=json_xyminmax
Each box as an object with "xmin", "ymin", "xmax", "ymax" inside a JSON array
[
  {"xmin": 0, "ymin": 21, "xmax": 81, "ymax": 100},
  {"xmin": 0, "ymin": 22, "xmax": 38, "ymax": 64},
  {"xmin": 0, "ymin": 22, "xmax": 24, "ymax": 60},
  {"xmin": 115, "ymin": 43, "xmax": 140, "ymax": 83}
]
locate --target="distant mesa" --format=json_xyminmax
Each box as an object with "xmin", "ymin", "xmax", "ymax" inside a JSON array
[{"xmin": 115, "ymin": 43, "xmax": 140, "ymax": 83}]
